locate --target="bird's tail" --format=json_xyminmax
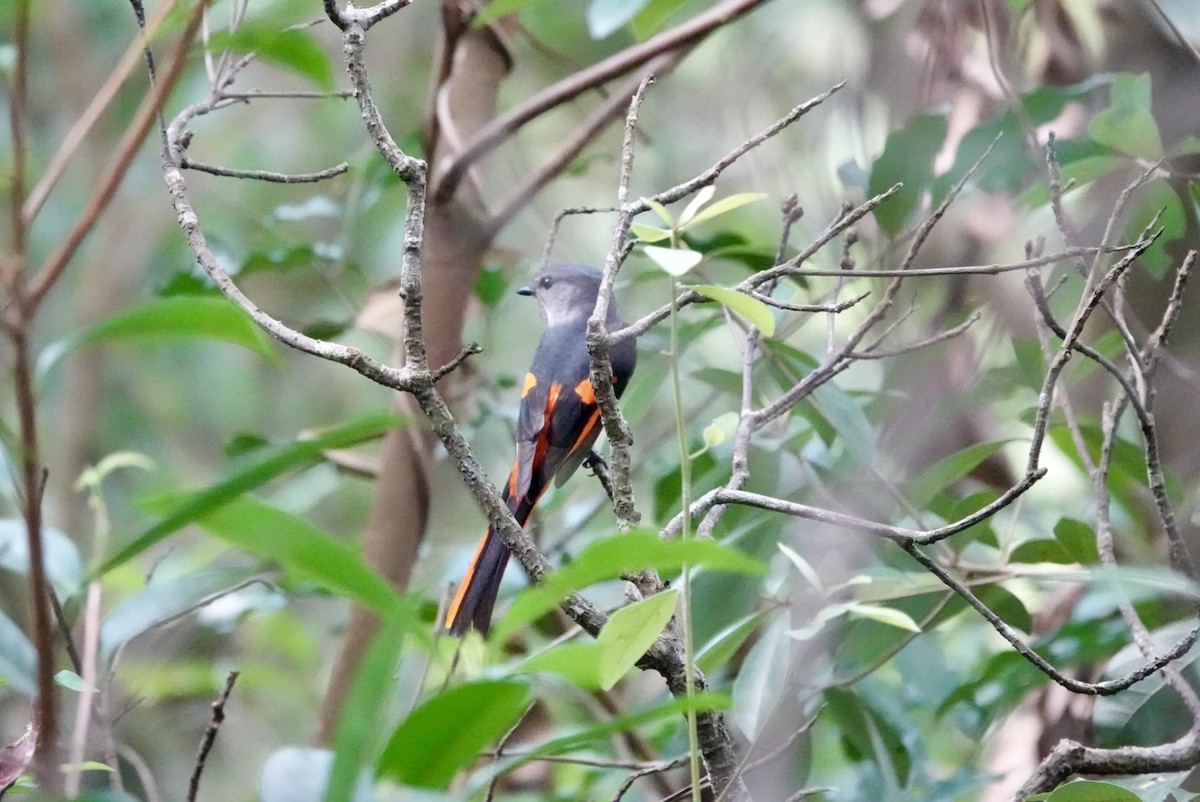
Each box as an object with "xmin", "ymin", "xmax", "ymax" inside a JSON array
[{"xmin": 444, "ymin": 528, "xmax": 511, "ymax": 636}]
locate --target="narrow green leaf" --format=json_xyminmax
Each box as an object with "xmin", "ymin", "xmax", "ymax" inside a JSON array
[
  {"xmin": 189, "ymin": 496, "xmax": 402, "ymax": 614},
  {"xmin": 788, "ymin": 604, "xmax": 849, "ymax": 642},
  {"xmin": 645, "ymin": 245, "xmax": 702, "ymax": 276},
  {"xmin": 1043, "ymin": 780, "xmax": 1141, "ymax": 801},
  {"xmin": 71, "ymin": 296, "xmax": 277, "ymax": 363},
  {"xmin": 682, "ymin": 192, "xmax": 767, "ymax": 230},
  {"xmin": 55, "ymin": 671, "xmax": 85, "ymax": 692},
  {"xmin": 777, "ymin": 542, "xmax": 822, "ymax": 592},
  {"xmin": 844, "ymin": 602, "xmax": 921, "ymax": 633},
  {"xmin": 642, "ymin": 197, "xmax": 676, "ymax": 227},
  {"xmin": 677, "ymin": 185, "xmax": 716, "ymax": 227},
  {"xmin": 326, "ymin": 609, "xmax": 414, "ymax": 802},
  {"xmin": 906, "ymin": 440, "xmax": 1014, "ymax": 509},
  {"xmin": 631, "ymin": 223, "xmax": 672, "ymax": 243},
  {"xmin": 597, "ymin": 589, "xmax": 678, "ymax": 689},
  {"xmin": 732, "ymin": 614, "xmax": 791, "ymax": 739},
  {"xmin": 690, "ymin": 284, "xmax": 775, "ymax": 335},
  {"xmin": 376, "ymin": 680, "xmax": 531, "ymax": 789},
  {"xmin": 696, "ymin": 610, "xmax": 770, "ymax": 675},
  {"xmin": 95, "ymin": 413, "xmax": 403, "ymax": 577}
]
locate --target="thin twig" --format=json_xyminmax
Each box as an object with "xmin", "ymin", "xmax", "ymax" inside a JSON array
[
  {"xmin": 181, "ymin": 157, "xmax": 350, "ymax": 183},
  {"xmin": 185, "ymin": 671, "xmax": 239, "ymax": 802}
]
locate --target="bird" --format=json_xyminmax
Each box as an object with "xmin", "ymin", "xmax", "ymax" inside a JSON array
[{"xmin": 445, "ymin": 263, "xmax": 637, "ymax": 636}]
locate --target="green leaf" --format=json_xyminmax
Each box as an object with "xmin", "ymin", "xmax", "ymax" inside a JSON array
[
  {"xmin": 1094, "ymin": 619, "xmax": 1200, "ymax": 749},
  {"xmin": 99, "ymin": 566, "xmax": 263, "ymax": 657},
  {"xmin": 844, "ymin": 602, "xmax": 921, "ymax": 633},
  {"xmin": 596, "ymin": 589, "xmax": 678, "ymax": 689},
  {"xmin": 494, "ymin": 530, "xmax": 763, "ymax": 642},
  {"xmin": 1123, "ymin": 178, "xmax": 1185, "ymax": 279},
  {"xmin": 868, "ymin": 111, "xmax": 948, "ymax": 235},
  {"xmin": 731, "ymin": 613, "xmax": 791, "ymax": 739},
  {"xmin": 521, "ymin": 590, "xmax": 679, "ymax": 690},
  {"xmin": 630, "ymin": 223, "xmax": 672, "ymax": 243},
  {"xmin": 681, "ymin": 193, "xmax": 767, "ymax": 230},
  {"xmin": 95, "ymin": 412, "xmax": 403, "ymax": 577},
  {"xmin": 376, "ymin": 680, "xmax": 531, "ymax": 789},
  {"xmin": 778, "ymin": 542, "xmax": 823, "ymax": 592},
  {"xmin": 1089, "ymin": 72, "xmax": 1163, "ymax": 160},
  {"xmin": 645, "ymin": 245, "xmax": 702, "ymax": 276},
  {"xmin": 696, "ymin": 610, "xmax": 770, "ymax": 675},
  {"xmin": 690, "ymin": 284, "xmax": 775, "ymax": 335},
  {"xmin": 1054, "ymin": 518, "xmax": 1100, "ymax": 566},
  {"xmin": 587, "ymin": 0, "xmax": 652, "ymax": 38},
  {"xmin": 643, "ymin": 197, "xmax": 676, "ymax": 227},
  {"xmin": 906, "ymin": 440, "xmax": 1013, "ymax": 509},
  {"xmin": 184, "ymin": 495, "xmax": 402, "ymax": 614},
  {"xmin": 824, "ymin": 687, "xmax": 912, "ymax": 786},
  {"xmin": 55, "ymin": 670, "xmax": 85, "ymax": 692},
  {"xmin": 472, "ymin": 0, "xmax": 551, "ymax": 26},
  {"xmin": 326, "ymin": 610, "xmax": 414, "ymax": 802},
  {"xmin": 0, "ymin": 609, "xmax": 36, "ymax": 697},
  {"xmin": 1043, "ymin": 780, "xmax": 1142, "ymax": 801},
  {"xmin": 678, "ymin": 184, "xmax": 716, "ymax": 227},
  {"xmin": 208, "ymin": 25, "xmax": 334, "ymax": 90},
  {"xmin": 64, "ymin": 296, "xmax": 278, "ymax": 367},
  {"xmin": 700, "ymin": 411, "xmax": 740, "ymax": 452},
  {"xmin": 631, "ymin": 0, "xmax": 685, "ymax": 38},
  {"xmin": 520, "ymin": 642, "xmax": 604, "ymax": 689},
  {"xmin": 1009, "ymin": 538, "xmax": 1076, "ymax": 565}
]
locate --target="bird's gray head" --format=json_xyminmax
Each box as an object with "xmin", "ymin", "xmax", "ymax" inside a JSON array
[{"xmin": 517, "ymin": 263, "xmax": 623, "ymax": 328}]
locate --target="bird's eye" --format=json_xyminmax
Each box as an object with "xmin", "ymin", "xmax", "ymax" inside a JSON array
[{"xmin": 539, "ymin": 275, "xmax": 553, "ymax": 289}]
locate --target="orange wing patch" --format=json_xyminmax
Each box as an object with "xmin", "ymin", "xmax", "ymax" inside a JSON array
[
  {"xmin": 573, "ymin": 377, "xmax": 596, "ymax": 406},
  {"xmin": 521, "ymin": 372, "xmax": 538, "ymax": 398}
]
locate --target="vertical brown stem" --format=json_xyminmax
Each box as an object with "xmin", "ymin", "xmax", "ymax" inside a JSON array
[{"xmin": 12, "ymin": 325, "xmax": 59, "ymax": 793}]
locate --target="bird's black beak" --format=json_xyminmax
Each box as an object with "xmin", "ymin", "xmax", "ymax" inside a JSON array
[{"xmin": 516, "ymin": 284, "xmax": 534, "ymax": 296}]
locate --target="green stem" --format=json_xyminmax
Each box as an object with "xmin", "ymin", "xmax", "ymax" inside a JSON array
[{"xmin": 668, "ymin": 274, "xmax": 701, "ymax": 801}]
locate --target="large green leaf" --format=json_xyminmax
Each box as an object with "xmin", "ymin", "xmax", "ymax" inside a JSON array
[
  {"xmin": 520, "ymin": 592, "xmax": 677, "ymax": 691},
  {"xmin": 1089, "ymin": 72, "xmax": 1163, "ymax": 160},
  {"xmin": 182, "ymin": 495, "xmax": 402, "ymax": 615},
  {"xmin": 376, "ymin": 680, "xmax": 532, "ymax": 789},
  {"xmin": 95, "ymin": 413, "xmax": 403, "ymax": 577},
  {"xmin": 868, "ymin": 111, "xmax": 948, "ymax": 235},
  {"xmin": 74, "ymin": 296, "xmax": 278, "ymax": 361},
  {"xmin": 208, "ymin": 24, "xmax": 334, "ymax": 90},
  {"xmin": 905, "ymin": 440, "xmax": 1014, "ymax": 510},
  {"xmin": 494, "ymin": 530, "xmax": 763, "ymax": 641},
  {"xmin": 587, "ymin": 0, "xmax": 652, "ymax": 38},
  {"xmin": 325, "ymin": 610, "xmax": 414, "ymax": 802}
]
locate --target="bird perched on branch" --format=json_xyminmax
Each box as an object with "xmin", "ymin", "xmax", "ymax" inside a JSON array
[{"xmin": 445, "ymin": 263, "xmax": 637, "ymax": 636}]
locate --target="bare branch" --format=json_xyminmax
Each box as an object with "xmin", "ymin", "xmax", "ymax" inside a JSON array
[{"xmin": 181, "ymin": 157, "xmax": 350, "ymax": 183}]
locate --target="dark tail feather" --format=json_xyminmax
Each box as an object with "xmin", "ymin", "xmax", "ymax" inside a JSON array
[{"xmin": 445, "ymin": 529, "xmax": 512, "ymax": 636}]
